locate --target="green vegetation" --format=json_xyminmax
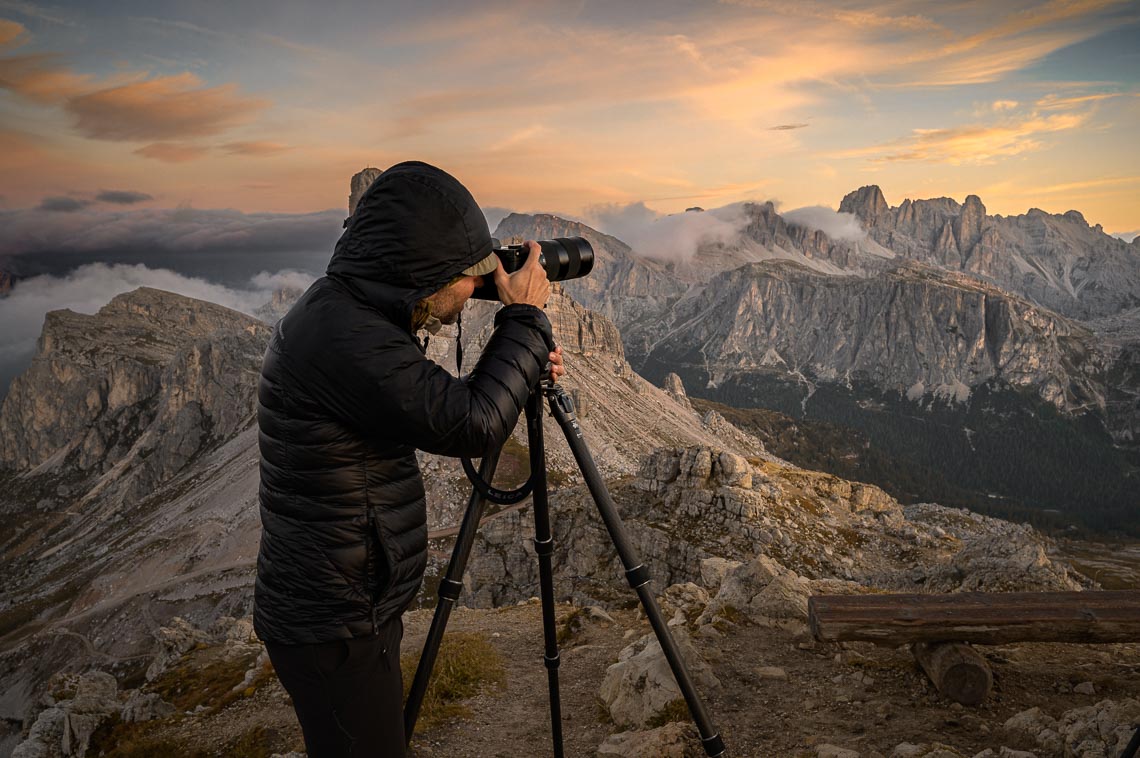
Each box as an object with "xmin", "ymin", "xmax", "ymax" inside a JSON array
[
  {"xmin": 647, "ymin": 697, "xmax": 690, "ymax": 727},
  {"xmin": 401, "ymin": 631, "xmax": 507, "ymax": 729}
]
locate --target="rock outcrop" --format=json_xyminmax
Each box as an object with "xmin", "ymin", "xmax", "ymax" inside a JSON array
[
  {"xmin": 840, "ymin": 186, "xmax": 1140, "ymax": 320},
  {"xmin": 347, "ymin": 167, "xmax": 382, "ymax": 216},
  {"xmin": 463, "ymin": 444, "xmax": 1084, "ymax": 609},
  {"xmin": 0, "ymin": 287, "xmax": 267, "ymax": 479},
  {"xmin": 639, "ymin": 259, "xmax": 1106, "ymax": 415}
]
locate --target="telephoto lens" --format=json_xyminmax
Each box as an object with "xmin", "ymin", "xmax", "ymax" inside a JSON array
[{"xmin": 471, "ymin": 237, "xmax": 594, "ymax": 301}]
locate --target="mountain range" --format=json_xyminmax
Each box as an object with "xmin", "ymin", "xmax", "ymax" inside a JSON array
[
  {"xmin": 1, "ymin": 175, "xmax": 1138, "ymax": 754},
  {"xmin": 493, "ymin": 188, "xmax": 1140, "ymax": 532}
]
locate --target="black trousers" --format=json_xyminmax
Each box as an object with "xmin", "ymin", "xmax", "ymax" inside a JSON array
[{"xmin": 266, "ymin": 616, "xmax": 405, "ymax": 757}]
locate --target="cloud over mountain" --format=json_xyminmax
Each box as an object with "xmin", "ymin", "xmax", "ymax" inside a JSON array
[
  {"xmin": 584, "ymin": 201, "xmax": 753, "ymax": 262},
  {"xmin": 0, "ymin": 263, "xmax": 315, "ymax": 397}
]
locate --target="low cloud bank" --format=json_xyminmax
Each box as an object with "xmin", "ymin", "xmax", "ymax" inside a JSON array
[
  {"xmin": 0, "ymin": 206, "xmax": 343, "ymax": 257},
  {"xmin": 582, "ymin": 201, "xmax": 752, "ymax": 262},
  {"xmin": 0, "ymin": 263, "xmax": 315, "ymax": 397},
  {"xmin": 781, "ymin": 205, "xmax": 866, "ymax": 242}
]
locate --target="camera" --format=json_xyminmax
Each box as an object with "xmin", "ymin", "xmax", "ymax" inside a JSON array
[{"xmin": 471, "ymin": 237, "xmax": 594, "ymax": 300}]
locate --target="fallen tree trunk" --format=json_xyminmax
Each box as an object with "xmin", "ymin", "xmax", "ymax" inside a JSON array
[{"xmin": 808, "ymin": 590, "xmax": 1140, "ymax": 646}]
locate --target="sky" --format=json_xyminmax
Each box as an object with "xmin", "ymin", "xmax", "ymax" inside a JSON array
[{"xmin": 0, "ymin": 0, "xmax": 1138, "ymax": 236}]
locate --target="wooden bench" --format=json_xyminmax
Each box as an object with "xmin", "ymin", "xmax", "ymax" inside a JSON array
[{"xmin": 808, "ymin": 590, "xmax": 1140, "ymax": 705}]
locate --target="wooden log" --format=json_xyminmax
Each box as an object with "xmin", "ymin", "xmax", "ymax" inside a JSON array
[
  {"xmin": 912, "ymin": 641, "xmax": 993, "ymax": 706},
  {"xmin": 808, "ymin": 590, "xmax": 1140, "ymax": 646}
]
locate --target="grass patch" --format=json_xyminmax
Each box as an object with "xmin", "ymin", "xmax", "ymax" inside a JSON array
[
  {"xmin": 401, "ymin": 631, "xmax": 506, "ymax": 729},
  {"xmin": 148, "ymin": 649, "xmax": 262, "ymax": 712},
  {"xmin": 556, "ymin": 607, "xmax": 586, "ymax": 646},
  {"xmin": 647, "ymin": 698, "xmax": 690, "ymax": 727},
  {"xmin": 88, "ymin": 715, "xmax": 209, "ymax": 758}
]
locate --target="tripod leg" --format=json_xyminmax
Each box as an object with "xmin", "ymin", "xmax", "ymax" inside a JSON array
[
  {"xmin": 545, "ymin": 386, "xmax": 727, "ymax": 757},
  {"xmin": 526, "ymin": 391, "xmax": 565, "ymax": 758},
  {"xmin": 404, "ymin": 448, "xmax": 501, "ymax": 745}
]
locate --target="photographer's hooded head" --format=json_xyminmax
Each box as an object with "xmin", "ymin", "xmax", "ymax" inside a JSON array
[{"xmin": 326, "ymin": 161, "xmax": 493, "ymax": 332}]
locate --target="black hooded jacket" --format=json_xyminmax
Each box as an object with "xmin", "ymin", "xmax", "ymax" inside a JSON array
[{"xmin": 254, "ymin": 162, "xmax": 554, "ymax": 644}]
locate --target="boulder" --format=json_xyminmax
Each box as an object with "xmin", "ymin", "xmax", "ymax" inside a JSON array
[
  {"xmin": 598, "ymin": 629, "xmax": 719, "ymax": 728},
  {"xmin": 12, "ymin": 672, "xmax": 119, "ymax": 758}
]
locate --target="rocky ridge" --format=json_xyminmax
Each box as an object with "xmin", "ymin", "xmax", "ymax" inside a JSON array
[
  {"xmin": 638, "ymin": 259, "xmax": 1106, "ymax": 415},
  {"xmin": 840, "ymin": 185, "xmax": 1140, "ymax": 321}
]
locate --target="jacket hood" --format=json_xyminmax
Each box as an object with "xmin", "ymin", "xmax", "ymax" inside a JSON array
[{"xmin": 326, "ymin": 161, "xmax": 492, "ymax": 329}]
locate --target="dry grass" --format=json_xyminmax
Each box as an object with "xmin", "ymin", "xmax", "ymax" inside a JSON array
[{"xmin": 402, "ymin": 631, "xmax": 507, "ymax": 729}]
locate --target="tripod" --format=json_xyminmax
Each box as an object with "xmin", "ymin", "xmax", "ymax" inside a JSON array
[{"xmin": 404, "ymin": 380, "xmax": 726, "ymax": 757}]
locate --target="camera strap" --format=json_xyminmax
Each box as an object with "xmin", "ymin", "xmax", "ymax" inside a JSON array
[{"xmin": 455, "ymin": 313, "xmax": 464, "ymax": 375}]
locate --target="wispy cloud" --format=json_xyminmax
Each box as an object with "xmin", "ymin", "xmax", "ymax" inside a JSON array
[
  {"xmin": 133, "ymin": 142, "xmax": 209, "ymax": 163},
  {"xmin": 0, "ymin": 17, "xmax": 25, "ymax": 45},
  {"xmin": 1035, "ymin": 92, "xmax": 1127, "ymax": 110},
  {"xmin": 836, "ymin": 111, "xmax": 1088, "ymax": 164},
  {"xmin": 0, "ymin": 53, "xmax": 96, "ymax": 103},
  {"xmin": 769, "ymin": 123, "xmax": 809, "ymax": 130},
  {"xmin": 718, "ymin": 0, "xmax": 945, "ymax": 33},
  {"xmin": 67, "ymin": 72, "xmax": 267, "ymax": 141},
  {"xmin": 0, "ymin": 1, "xmax": 76, "ymax": 27},
  {"xmin": 95, "ymin": 189, "xmax": 153, "ymax": 204},
  {"xmin": 220, "ymin": 140, "xmax": 290, "ymax": 156}
]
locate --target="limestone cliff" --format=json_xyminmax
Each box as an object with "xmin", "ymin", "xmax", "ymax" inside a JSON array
[
  {"xmin": 0, "ymin": 287, "xmax": 268, "ymax": 479},
  {"xmin": 639, "ymin": 259, "xmax": 1107, "ymax": 415},
  {"xmin": 840, "ymin": 185, "xmax": 1140, "ymax": 320}
]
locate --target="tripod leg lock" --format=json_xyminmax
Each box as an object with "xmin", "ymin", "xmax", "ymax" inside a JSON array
[
  {"xmin": 533, "ymin": 535, "xmax": 555, "ymax": 557},
  {"xmin": 701, "ymin": 733, "xmax": 726, "ymax": 756},
  {"xmin": 624, "ymin": 564, "xmax": 651, "ymax": 590},
  {"xmin": 543, "ymin": 652, "xmax": 561, "ymax": 670},
  {"xmin": 438, "ymin": 578, "xmax": 464, "ymax": 602}
]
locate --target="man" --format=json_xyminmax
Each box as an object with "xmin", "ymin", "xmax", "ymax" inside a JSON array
[{"xmin": 254, "ymin": 161, "xmax": 563, "ymax": 756}]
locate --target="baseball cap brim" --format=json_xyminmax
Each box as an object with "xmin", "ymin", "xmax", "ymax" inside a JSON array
[{"xmin": 461, "ymin": 253, "xmax": 499, "ymax": 277}]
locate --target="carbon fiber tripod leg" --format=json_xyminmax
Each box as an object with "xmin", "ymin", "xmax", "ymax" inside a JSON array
[
  {"xmin": 545, "ymin": 384, "xmax": 727, "ymax": 757},
  {"xmin": 404, "ymin": 449, "xmax": 501, "ymax": 745},
  {"xmin": 526, "ymin": 390, "xmax": 565, "ymax": 757}
]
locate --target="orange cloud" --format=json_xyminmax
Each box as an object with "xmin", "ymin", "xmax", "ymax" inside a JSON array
[
  {"xmin": 133, "ymin": 142, "xmax": 209, "ymax": 163},
  {"xmin": 221, "ymin": 141, "xmax": 291, "ymax": 156},
  {"xmin": 0, "ymin": 18, "xmax": 26, "ymax": 46},
  {"xmin": 0, "ymin": 53, "xmax": 93, "ymax": 103},
  {"xmin": 836, "ymin": 111, "xmax": 1088, "ymax": 164},
  {"xmin": 67, "ymin": 72, "xmax": 268, "ymax": 141},
  {"xmin": 1036, "ymin": 92, "xmax": 1124, "ymax": 110}
]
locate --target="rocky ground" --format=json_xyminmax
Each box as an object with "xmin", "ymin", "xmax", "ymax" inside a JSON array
[{"xmin": 11, "ymin": 574, "xmax": 1138, "ymax": 758}]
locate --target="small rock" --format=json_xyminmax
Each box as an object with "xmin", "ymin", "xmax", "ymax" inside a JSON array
[
  {"xmin": 756, "ymin": 666, "xmax": 788, "ymax": 681},
  {"xmin": 587, "ymin": 606, "xmax": 616, "ymax": 626},
  {"xmin": 596, "ymin": 722, "xmax": 695, "ymax": 757},
  {"xmin": 1073, "ymin": 681, "xmax": 1095, "ymax": 695},
  {"xmin": 816, "ymin": 745, "xmax": 861, "ymax": 758}
]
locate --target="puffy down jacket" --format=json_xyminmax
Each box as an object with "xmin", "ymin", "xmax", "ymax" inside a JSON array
[{"xmin": 254, "ymin": 162, "xmax": 554, "ymax": 644}]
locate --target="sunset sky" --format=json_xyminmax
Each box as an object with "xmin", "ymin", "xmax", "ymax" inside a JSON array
[{"xmin": 1, "ymin": 0, "xmax": 1138, "ymax": 235}]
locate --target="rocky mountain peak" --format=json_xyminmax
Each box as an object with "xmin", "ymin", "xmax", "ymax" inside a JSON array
[
  {"xmin": 838, "ymin": 185, "xmax": 890, "ymax": 226},
  {"xmin": 347, "ymin": 167, "xmax": 382, "ymax": 216},
  {"xmin": 493, "ymin": 213, "xmax": 623, "ymax": 249},
  {"xmin": 0, "ymin": 287, "xmax": 267, "ymax": 477}
]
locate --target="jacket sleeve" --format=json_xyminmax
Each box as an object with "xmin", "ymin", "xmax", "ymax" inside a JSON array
[{"xmin": 304, "ymin": 304, "xmax": 555, "ymax": 458}]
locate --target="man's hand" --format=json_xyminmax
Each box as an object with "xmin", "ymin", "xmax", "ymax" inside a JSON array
[
  {"xmin": 548, "ymin": 346, "xmax": 565, "ymax": 382},
  {"xmin": 493, "ymin": 241, "xmax": 550, "ymax": 308}
]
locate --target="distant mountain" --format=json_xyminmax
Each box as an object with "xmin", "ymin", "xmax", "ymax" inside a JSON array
[
  {"xmin": 840, "ymin": 185, "xmax": 1140, "ymax": 320},
  {"xmin": 497, "ymin": 189, "xmax": 1140, "ymax": 534}
]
